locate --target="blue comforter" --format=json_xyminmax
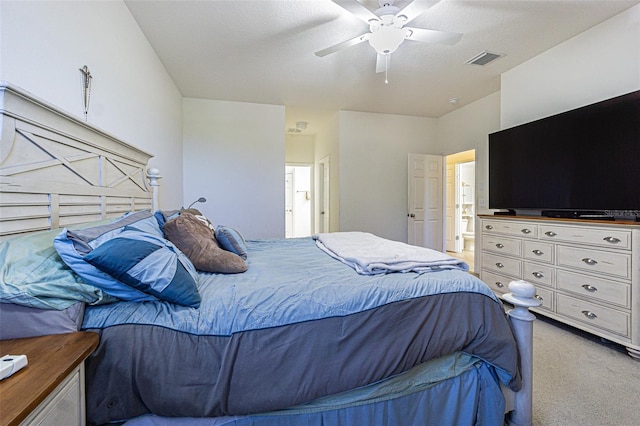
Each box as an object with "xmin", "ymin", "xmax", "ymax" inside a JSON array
[
  {"xmin": 83, "ymin": 237, "xmax": 494, "ymax": 335},
  {"xmin": 82, "ymin": 237, "xmax": 518, "ymax": 424}
]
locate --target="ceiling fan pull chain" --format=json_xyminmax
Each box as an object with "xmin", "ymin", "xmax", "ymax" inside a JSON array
[{"xmin": 385, "ymin": 54, "xmax": 389, "ymax": 84}]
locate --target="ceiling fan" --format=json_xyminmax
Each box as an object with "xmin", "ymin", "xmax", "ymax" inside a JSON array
[{"xmin": 315, "ymin": 0, "xmax": 462, "ymax": 75}]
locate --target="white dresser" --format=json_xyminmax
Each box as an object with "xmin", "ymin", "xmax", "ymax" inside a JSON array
[{"xmin": 478, "ymin": 215, "xmax": 640, "ymax": 360}]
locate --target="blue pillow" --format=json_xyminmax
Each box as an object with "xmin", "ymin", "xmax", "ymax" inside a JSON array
[
  {"xmin": 0, "ymin": 226, "xmax": 117, "ymax": 310},
  {"xmin": 154, "ymin": 209, "xmax": 180, "ymax": 232},
  {"xmin": 215, "ymin": 225, "xmax": 248, "ymax": 260},
  {"xmin": 54, "ymin": 211, "xmax": 167, "ymax": 302},
  {"xmin": 83, "ymin": 228, "xmax": 200, "ymax": 307}
]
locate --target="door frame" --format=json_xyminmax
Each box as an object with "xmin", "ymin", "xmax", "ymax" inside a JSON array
[
  {"xmin": 318, "ymin": 156, "xmax": 330, "ymax": 233},
  {"xmin": 445, "ymin": 163, "xmax": 462, "ymax": 253}
]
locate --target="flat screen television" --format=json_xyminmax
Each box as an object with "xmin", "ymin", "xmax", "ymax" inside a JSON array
[{"xmin": 488, "ymin": 90, "xmax": 640, "ymax": 218}]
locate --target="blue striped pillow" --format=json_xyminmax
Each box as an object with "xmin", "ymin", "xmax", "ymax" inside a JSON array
[
  {"xmin": 83, "ymin": 228, "xmax": 200, "ymax": 307},
  {"xmin": 54, "ymin": 211, "xmax": 165, "ymax": 302}
]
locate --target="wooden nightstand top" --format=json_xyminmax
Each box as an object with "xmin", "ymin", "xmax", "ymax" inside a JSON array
[{"xmin": 0, "ymin": 331, "xmax": 99, "ymax": 426}]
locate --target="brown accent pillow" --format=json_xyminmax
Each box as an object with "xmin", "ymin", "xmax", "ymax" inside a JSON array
[
  {"xmin": 164, "ymin": 212, "xmax": 247, "ymax": 274},
  {"xmin": 181, "ymin": 208, "xmax": 203, "ymax": 216}
]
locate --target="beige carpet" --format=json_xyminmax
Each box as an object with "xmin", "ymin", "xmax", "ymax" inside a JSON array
[{"xmin": 531, "ymin": 315, "xmax": 640, "ymax": 425}]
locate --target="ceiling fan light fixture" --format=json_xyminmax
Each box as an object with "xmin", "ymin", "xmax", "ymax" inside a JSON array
[
  {"xmin": 369, "ymin": 26, "xmax": 405, "ymax": 55},
  {"xmin": 376, "ymin": 5, "xmax": 400, "ymax": 19},
  {"xmin": 315, "ymin": 0, "xmax": 463, "ymax": 75},
  {"xmin": 393, "ymin": 14, "xmax": 408, "ymax": 28}
]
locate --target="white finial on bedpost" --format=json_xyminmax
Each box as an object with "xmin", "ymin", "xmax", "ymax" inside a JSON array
[
  {"xmin": 146, "ymin": 168, "xmax": 161, "ymax": 211},
  {"xmin": 503, "ymin": 280, "xmax": 541, "ymax": 426}
]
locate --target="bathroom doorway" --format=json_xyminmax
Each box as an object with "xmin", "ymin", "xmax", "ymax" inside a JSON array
[
  {"xmin": 285, "ymin": 164, "xmax": 313, "ymax": 238},
  {"xmin": 445, "ymin": 150, "xmax": 475, "ymax": 272}
]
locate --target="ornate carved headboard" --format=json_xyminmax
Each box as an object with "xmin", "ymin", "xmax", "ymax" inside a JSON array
[{"xmin": 0, "ymin": 82, "xmax": 158, "ymax": 241}]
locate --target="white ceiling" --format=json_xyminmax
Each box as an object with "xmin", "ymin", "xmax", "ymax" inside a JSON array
[{"xmin": 124, "ymin": 0, "xmax": 639, "ymax": 132}]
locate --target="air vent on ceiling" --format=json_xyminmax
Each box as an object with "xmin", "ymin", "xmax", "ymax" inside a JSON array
[{"xmin": 465, "ymin": 51, "xmax": 504, "ymax": 66}]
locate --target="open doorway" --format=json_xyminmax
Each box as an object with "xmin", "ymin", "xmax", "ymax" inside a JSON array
[
  {"xmin": 285, "ymin": 164, "xmax": 313, "ymax": 238},
  {"xmin": 445, "ymin": 150, "xmax": 476, "ymax": 272}
]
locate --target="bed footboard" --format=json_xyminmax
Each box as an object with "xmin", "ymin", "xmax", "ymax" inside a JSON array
[{"xmin": 502, "ymin": 280, "xmax": 541, "ymax": 426}]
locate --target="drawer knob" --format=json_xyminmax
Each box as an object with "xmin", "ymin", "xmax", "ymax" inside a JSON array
[
  {"xmin": 581, "ymin": 310, "xmax": 597, "ymax": 320},
  {"xmin": 521, "ymin": 228, "xmax": 531, "ymax": 234},
  {"xmin": 485, "ymin": 225, "xmax": 494, "ymax": 230},
  {"xmin": 545, "ymin": 231, "xmax": 557, "ymax": 237},
  {"xmin": 535, "ymin": 295, "xmax": 544, "ymax": 302},
  {"xmin": 496, "ymin": 282, "xmax": 504, "ymax": 288},
  {"xmin": 581, "ymin": 284, "xmax": 598, "ymax": 293},
  {"xmin": 532, "ymin": 272, "xmax": 544, "ymax": 279},
  {"xmin": 496, "ymin": 262, "xmax": 504, "ymax": 268},
  {"xmin": 581, "ymin": 258, "xmax": 598, "ymax": 266},
  {"xmin": 496, "ymin": 243, "xmax": 504, "ymax": 249},
  {"xmin": 603, "ymin": 236, "xmax": 621, "ymax": 244},
  {"xmin": 532, "ymin": 249, "xmax": 544, "ymax": 256}
]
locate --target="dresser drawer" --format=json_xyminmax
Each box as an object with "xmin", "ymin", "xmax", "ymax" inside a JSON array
[
  {"xmin": 523, "ymin": 262, "xmax": 554, "ymax": 288},
  {"xmin": 556, "ymin": 245, "xmax": 631, "ymax": 279},
  {"xmin": 534, "ymin": 286, "xmax": 554, "ymax": 312},
  {"xmin": 482, "ymin": 220, "xmax": 538, "ymax": 238},
  {"xmin": 481, "ymin": 270, "xmax": 513, "ymax": 295},
  {"xmin": 482, "ymin": 253, "xmax": 522, "ymax": 278},
  {"xmin": 21, "ymin": 367, "xmax": 82, "ymax": 426},
  {"xmin": 556, "ymin": 270, "xmax": 630, "ymax": 308},
  {"xmin": 556, "ymin": 294, "xmax": 629, "ymax": 337},
  {"xmin": 481, "ymin": 235, "xmax": 522, "ymax": 257},
  {"xmin": 523, "ymin": 240, "xmax": 554, "ymax": 264},
  {"xmin": 539, "ymin": 224, "xmax": 631, "ymax": 250}
]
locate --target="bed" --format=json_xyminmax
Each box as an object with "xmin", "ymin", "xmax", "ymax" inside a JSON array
[{"xmin": 0, "ymin": 82, "xmax": 539, "ymax": 426}]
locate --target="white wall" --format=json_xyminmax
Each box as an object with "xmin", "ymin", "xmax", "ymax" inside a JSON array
[
  {"xmin": 436, "ymin": 92, "xmax": 501, "ymax": 215},
  {"xmin": 338, "ymin": 111, "xmax": 437, "ymax": 242},
  {"xmin": 0, "ymin": 0, "xmax": 184, "ymax": 208},
  {"xmin": 437, "ymin": 4, "xmax": 640, "ymax": 218},
  {"xmin": 501, "ymin": 4, "xmax": 640, "ymax": 128},
  {"xmin": 183, "ymin": 98, "xmax": 285, "ymax": 239},
  {"xmin": 285, "ymin": 134, "xmax": 314, "ymax": 164},
  {"xmin": 313, "ymin": 111, "xmax": 340, "ymax": 233}
]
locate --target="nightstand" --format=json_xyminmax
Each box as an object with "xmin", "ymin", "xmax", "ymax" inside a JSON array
[{"xmin": 0, "ymin": 332, "xmax": 99, "ymax": 426}]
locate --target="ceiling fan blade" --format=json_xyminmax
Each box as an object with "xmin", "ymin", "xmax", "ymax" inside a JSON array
[
  {"xmin": 405, "ymin": 27, "xmax": 462, "ymax": 45},
  {"xmin": 331, "ymin": 0, "xmax": 379, "ymax": 24},
  {"xmin": 315, "ymin": 33, "xmax": 370, "ymax": 57},
  {"xmin": 396, "ymin": 0, "xmax": 440, "ymax": 24},
  {"xmin": 376, "ymin": 53, "xmax": 391, "ymax": 73}
]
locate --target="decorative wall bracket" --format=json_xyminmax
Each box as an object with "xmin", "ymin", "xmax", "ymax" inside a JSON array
[{"xmin": 79, "ymin": 65, "xmax": 92, "ymax": 121}]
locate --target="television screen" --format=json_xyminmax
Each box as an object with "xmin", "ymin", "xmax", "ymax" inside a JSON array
[{"xmin": 489, "ymin": 90, "xmax": 640, "ymax": 214}]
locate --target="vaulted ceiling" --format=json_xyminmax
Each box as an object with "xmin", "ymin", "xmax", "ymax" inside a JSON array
[{"xmin": 125, "ymin": 0, "xmax": 639, "ymax": 131}]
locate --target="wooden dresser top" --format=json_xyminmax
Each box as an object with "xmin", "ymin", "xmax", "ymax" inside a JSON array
[
  {"xmin": 0, "ymin": 332, "xmax": 99, "ymax": 426},
  {"xmin": 478, "ymin": 214, "xmax": 640, "ymax": 227}
]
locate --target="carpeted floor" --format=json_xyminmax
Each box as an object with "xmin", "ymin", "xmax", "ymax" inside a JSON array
[{"xmin": 531, "ymin": 314, "xmax": 640, "ymax": 425}]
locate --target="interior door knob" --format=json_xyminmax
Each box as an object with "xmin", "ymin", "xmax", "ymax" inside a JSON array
[{"xmin": 409, "ymin": 213, "xmax": 416, "ymax": 218}]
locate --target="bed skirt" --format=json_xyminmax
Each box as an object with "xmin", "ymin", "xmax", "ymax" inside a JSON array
[{"xmin": 123, "ymin": 352, "xmax": 506, "ymax": 426}]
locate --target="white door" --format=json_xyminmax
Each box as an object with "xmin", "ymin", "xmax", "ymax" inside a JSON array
[
  {"xmin": 408, "ymin": 153, "xmax": 443, "ymax": 250},
  {"xmin": 445, "ymin": 163, "xmax": 461, "ymax": 252}
]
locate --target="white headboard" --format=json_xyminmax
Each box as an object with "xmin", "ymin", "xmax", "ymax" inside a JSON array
[{"xmin": 0, "ymin": 82, "xmax": 158, "ymax": 241}]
